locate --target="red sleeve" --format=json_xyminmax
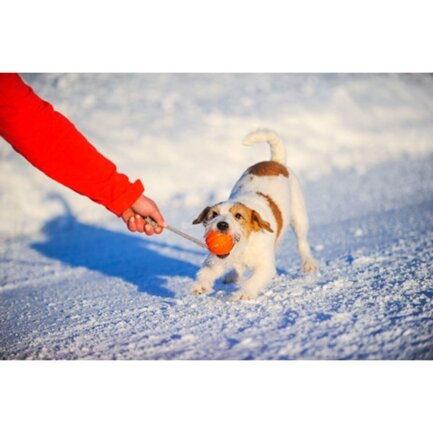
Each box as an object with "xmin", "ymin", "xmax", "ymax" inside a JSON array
[{"xmin": 0, "ymin": 73, "xmax": 144, "ymax": 216}]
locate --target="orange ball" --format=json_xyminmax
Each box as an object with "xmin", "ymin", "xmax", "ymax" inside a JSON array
[{"xmin": 205, "ymin": 231, "xmax": 234, "ymax": 255}]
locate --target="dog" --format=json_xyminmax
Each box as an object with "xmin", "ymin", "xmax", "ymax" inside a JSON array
[{"xmin": 191, "ymin": 129, "xmax": 317, "ymax": 300}]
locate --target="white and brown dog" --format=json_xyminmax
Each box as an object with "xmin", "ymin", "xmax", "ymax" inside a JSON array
[{"xmin": 191, "ymin": 130, "xmax": 317, "ymax": 300}]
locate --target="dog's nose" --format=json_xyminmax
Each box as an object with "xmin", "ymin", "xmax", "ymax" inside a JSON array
[{"xmin": 217, "ymin": 221, "xmax": 229, "ymax": 231}]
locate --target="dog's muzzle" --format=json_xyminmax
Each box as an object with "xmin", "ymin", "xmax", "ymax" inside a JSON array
[{"xmin": 216, "ymin": 221, "xmax": 229, "ymax": 232}]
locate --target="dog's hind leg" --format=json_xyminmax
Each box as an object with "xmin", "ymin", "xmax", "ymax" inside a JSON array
[{"xmin": 289, "ymin": 174, "xmax": 317, "ymax": 273}]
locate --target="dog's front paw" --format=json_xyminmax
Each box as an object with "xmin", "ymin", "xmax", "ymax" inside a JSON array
[
  {"xmin": 231, "ymin": 291, "xmax": 256, "ymax": 301},
  {"xmin": 302, "ymin": 257, "xmax": 318, "ymax": 273},
  {"xmin": 191, "ymin": 284, "xmax": 211, "ymax": 296}
]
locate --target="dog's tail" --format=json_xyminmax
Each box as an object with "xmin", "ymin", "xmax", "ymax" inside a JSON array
[{"xmin": 242, "ymin": 129, "xmax": 286, "ymax": 164}]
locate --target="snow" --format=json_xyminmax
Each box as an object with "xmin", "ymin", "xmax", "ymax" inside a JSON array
[{"xmin": 1, "ymin": 73, "xmax": 432, "ymax": 359}]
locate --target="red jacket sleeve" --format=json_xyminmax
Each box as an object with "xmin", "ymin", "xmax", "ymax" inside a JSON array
[{"xmin": 0, "ymin": 73, "xmax": 144, "ymax": 216}]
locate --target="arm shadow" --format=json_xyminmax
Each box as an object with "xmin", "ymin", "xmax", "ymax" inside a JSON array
[{"xmin": 30, "ymin": 208, "xmax": 201, "ymax": 298}]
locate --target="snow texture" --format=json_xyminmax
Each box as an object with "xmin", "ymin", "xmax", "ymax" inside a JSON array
[{"xmin": 1, "ymin": 73, "xmax": 432, "ymax": 359}]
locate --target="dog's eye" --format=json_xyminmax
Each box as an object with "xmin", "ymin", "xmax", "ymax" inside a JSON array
[
  {"xmin": 235, "ymin": 213, "xmax": 243, "ymax": 220},
  {"xmin": 209, "ymin": 211, "xmax": 219, "ymax": 219}
]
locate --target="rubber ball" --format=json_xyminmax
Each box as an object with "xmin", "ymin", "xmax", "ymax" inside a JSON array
[{"xmin": 205, "ymin": 231, "xmax": 234, "ymax": 255}]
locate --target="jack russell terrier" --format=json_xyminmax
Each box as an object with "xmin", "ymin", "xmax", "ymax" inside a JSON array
[{"xmin": 191, "ymin": 130, "xmax": 317, "ymax": 300}]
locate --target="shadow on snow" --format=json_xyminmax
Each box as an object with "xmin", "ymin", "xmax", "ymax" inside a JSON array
[{"xmin": 31, "ymin": 195, "xmax": 200, "ymax": 298}]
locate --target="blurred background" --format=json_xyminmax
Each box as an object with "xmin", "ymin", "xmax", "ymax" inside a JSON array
[{"xmin": 1, "ymin": 73, "xmax": 432, "ymax": 237}]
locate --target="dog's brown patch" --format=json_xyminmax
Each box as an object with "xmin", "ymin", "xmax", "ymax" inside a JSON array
[
  {"xmin": 229, "ymin": 203, "xmax": 273, "ymax": 237},
  {"xmin": 247, "ymin": 161, "xmax": 289, "ymax": 177},
  {"xmin": 256, "ymin": 192, "xmax": 283, "ymax": 240}
]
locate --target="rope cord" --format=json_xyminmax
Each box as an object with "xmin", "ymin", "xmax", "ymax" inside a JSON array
[{"xmin": 144, "ymin": 217, "xmax": 206, "ymax": 249}]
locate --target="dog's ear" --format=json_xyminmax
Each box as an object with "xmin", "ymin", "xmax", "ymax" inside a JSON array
[
  {"xmin": 192, "ymin": 206, "xmax": 211, "ymax": 225},
  {"xmin": 251, "ymin": 210, "xmax": 273, "ymax": 233}
]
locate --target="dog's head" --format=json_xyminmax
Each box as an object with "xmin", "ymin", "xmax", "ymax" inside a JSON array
[{"xmin": 192, "ymin": 201, "xmax": 273, "ymax": 248}]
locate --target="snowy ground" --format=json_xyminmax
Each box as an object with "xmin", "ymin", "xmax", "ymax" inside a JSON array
[{"xmin": 1, "ymin": 73, "xmax": 432, "ymax": 359}]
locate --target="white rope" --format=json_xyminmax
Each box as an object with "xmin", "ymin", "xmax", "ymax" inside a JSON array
[{"xmin": 144, "ymin": 217, "xmax": 206, "ymax": 249}]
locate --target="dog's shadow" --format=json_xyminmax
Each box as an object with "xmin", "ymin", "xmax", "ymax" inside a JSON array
[{"xmin": 31, "ymin": 198, "xmax": 201, "ymax": 298}]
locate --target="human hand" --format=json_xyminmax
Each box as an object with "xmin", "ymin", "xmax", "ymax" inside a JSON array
[{"xmin": 121, "ymin": 195, "xmax": 166, "ymax": 235}]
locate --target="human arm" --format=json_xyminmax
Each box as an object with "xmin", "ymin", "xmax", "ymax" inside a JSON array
[{"xmin": 0, "ymin": 73, "xmax": 165, "ymax": 233}]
